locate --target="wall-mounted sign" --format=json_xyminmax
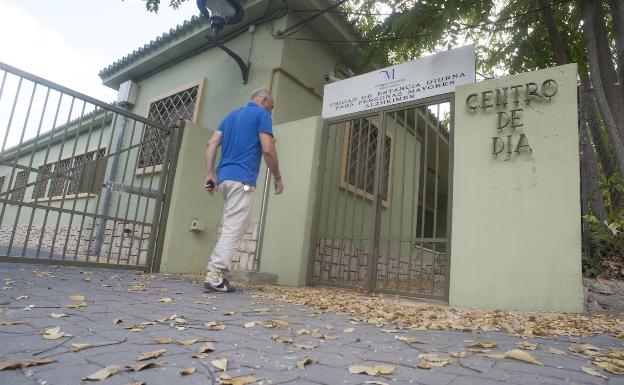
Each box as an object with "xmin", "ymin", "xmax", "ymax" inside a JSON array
[
  {"xmin": 322, "ymin": 44, "xmax": 476, "ymax": 119},
  {"xmin": 464, "ymin": 78, "xmax": 559, "ymax": 158}
]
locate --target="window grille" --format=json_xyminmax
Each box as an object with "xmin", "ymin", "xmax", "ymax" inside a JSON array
[
  {"xmin": 46, "ymin": 148, "xmax": 107, "ymax": 197},
  {"xmin": 341, "ymin": 119, "xmax": 392, "ymax": 202},
  {"xmin": 11, "ymin": 170, "xmax": 28, "ymax": 201},
  {"xmin": 138, "ymin": 85, "xmax": 199, "ymax": 168},
  {"xmin": 32, "ymin": 164, "xmax": 52, "ymax": 199},
  {"xmin": 0, "ymin": 175, "xmax": 5, "ymax": 193}
]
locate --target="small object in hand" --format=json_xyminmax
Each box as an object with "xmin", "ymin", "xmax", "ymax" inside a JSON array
[{"xmin": 206, "ymin": 181, "xmax": 215, "ymax": 189}]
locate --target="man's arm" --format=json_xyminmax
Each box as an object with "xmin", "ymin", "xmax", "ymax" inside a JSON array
[
  {"xmin": 205, "ymin": 131, "xmax": 222, "ymax": 194},
  {"xmin": 259, "ymin": 132, "xmax": 284, "ymax": 194}
]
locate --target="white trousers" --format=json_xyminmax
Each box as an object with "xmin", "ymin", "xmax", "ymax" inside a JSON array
[{"xmin": 207, "ymin": 180, "xmax": 255, "ymax": 273}]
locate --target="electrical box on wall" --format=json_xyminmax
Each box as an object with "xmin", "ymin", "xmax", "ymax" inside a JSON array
[
  {"xmin": 116, "ymin": 80, "xmax": 138, "ymax": 107},
  {"xmin": 189, "ymin": 218, "xmax": 205, "ymax": 232}
]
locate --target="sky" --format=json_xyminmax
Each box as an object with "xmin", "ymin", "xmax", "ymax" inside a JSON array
[{"xmin": 0, "ymin": 0, "xmax": 199, "ymax": 102}]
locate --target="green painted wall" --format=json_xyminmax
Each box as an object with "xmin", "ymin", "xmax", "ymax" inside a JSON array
[
  {"xmin": 260, "ymin": 116, "xmax": 324, "ymax": 286},
  {"xmin": 450, "ymin": 64, "xmax": 582, "ymax": 312},
  {"xmin": 159, "ymin": 122, "xmax": 224, "ymax": 273}
]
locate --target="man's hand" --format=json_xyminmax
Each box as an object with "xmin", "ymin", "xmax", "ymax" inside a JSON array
[
  {"xmin": 205, "ymin": 174, "xmax": 217, "ymax": 194},
  {"xmin": 274, "ymin": 176, "xmax": 284, "ymax": 194}
]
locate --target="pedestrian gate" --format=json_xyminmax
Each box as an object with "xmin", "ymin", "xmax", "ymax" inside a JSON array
[
  {"xmin": 310, "ymin": 97, "xmax": 453, "ymax": 300},
  {"xmin": 0, "ymin": 62, "xmax": 182, "ymax": 272}
]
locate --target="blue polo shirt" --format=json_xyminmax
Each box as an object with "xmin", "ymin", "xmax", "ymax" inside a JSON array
[{"xmin": 216, "ymin": 102, "xmax": 273, "ymax": 187}]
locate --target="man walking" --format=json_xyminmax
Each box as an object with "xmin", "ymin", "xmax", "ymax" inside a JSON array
[{"xmin": 203, "ymin": 88, "xmax": 283, "ymax": 292}]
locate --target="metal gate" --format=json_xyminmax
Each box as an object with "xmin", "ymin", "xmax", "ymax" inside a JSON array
[
  {"xmin": 310, "ymin": 96, "xmax": 453, "ymax": 300},
  {"xmin": 0, "ymin": 62, "xmax": 181, "ymax": 272}
]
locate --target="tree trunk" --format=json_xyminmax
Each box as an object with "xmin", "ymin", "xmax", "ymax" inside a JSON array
[
  {"xmin": 609, "ymin": 0, "xmax": 624, "ymax": 94},
  {"xmin": 589, "ymin": 0, "xmax": 624, "ymax": 137},
  {"xmin": 580, "ymin": 0, "xmax": 624, "ymax": 182},
  {"xmin": 539, "ymin": 0, "xmax": 567, "ymax": 65}
]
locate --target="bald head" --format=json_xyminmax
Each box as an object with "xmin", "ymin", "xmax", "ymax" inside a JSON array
[{"xmin": 250, "ymin": 88, "xmax": 274, "ymax": 114}]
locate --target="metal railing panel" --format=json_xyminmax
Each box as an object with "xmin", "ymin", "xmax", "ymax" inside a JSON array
[
  {"xmin": 311, "ymin": 98, "xmax": 452, "ymax": 300},
  {"xmin": 0, "ymin": 62, "xmax": 180, "ymax": 271}
]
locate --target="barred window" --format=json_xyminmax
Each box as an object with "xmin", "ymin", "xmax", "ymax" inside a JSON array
[
  {"xmin": 66, "ymin": 148, "xmax": 105, "ymax": 194},
  {"xmin": 138, "ymin": 85, "xmax": 199, "ymax": 168},
  {"xmin": 46, "ymin": 148, "xmax": 106, "ymax": 197},
  {"xmin": 340, "ymin": 118, "xmax": 393, "ymax": 203},
  {"xmin": 47, "ymin": 158, "xmax": 72, "ymax": 197},
  {"xmin": 11, "ymin": 170, "xmax": 28, "ymax": 201},
  {"xmin": 32, "ymin": 164, "xmax": 52, "ymax": 199}
]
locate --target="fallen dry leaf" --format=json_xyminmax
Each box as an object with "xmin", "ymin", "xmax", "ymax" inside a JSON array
[
  {"xmin": 570, "ymin": 343, "xmax": 601, "ymax": 356},
  {"xmin": 205, "ymin": 321, "xmax": 225, "ymax": 330},
  {"xmin": 178, "ymin": 339, "xmax": 197, "ymax": 346},
  {"xmin": 363, "ymin": 381, "xmax": 390, "ymax": 385},
  {"xmin": 418, "ymin": 353, "xmax": 453, "ymax": 369},
  {"xmin": 219, "ymin": 374, "xmax": 257, "ymax": 385},
  {"xmin": 126, "ymin": 362, "xmax": 162, "ymax": 372},
  {"xmin": 258, "ymin": 319, "xmax": 290, "ymax": 329},
  {"xmin": 0, "ymin": 358, "xmax": 56, "ymax": 371},
  {"xmin": 193, "ymin": 353, "xmax": 209, "ymax": 359},
  {"xmin": 136, "ymin": 349, "xmax": 166, "ymax": 361},
  {"xmin": 0, "ymin": 320, "xmax": 25, "ymax": 326},
  {"xmin": 582, "ymin": 366, "xmax": 608, "ymax": 379},
  {"xmin": 294, "ymin": 343, "xmax": 318, "ymax": 350},
  {"xmin": 593, "ymin": 360, "xmax": 624, "ymax": 375},
  {"xmin": 348, "ymin": 364, "xmax": 395, "ymax": 376},
  {"xmin": 71, "ymin": 343, "xmax": 92, "ymax": 352},
  {"xmin": 296, "ymin": 357, "xmax": 313, "ymax": 369},
  {"xmin": 243, "ymin": 322, "xmax": 256, "ymax": 329},
  {"xmin": 69, "ymin": 295, "xmax": 86, "ymax": 301},
  {"xmin": 296, "ymin": 328, "xmax": 310, "ymax": 335},
  {"xmin": 66, "ymin": 302, "xmax": 88, "ymax": 309},
  {"xmin": 43, "ymin": 326, "xmax": 69, "ymax": 340},
  {"xmin": 179, "ymin": 367, "xmax": 196, "ymax": 376},
  {"xmin": 546, "ymin": 347, "xmax": 568, "ymax": 356},
  {"xmin": 395, "ymin": 336, "xmax": 426, "ymax": 344},
  {"xmin": 223, "ymin": 311, "xmax": 236, "ymax": 316},
  {"xmin": 485, "ymin": 349, "xmax": 543, "ymax": 366},
  {"xmin": 212, "ymin": 358, "xmax": 228, "ymax": 371},
  {"xmin": 271, "ymin": 334, "xmax": 294, "ymax": 344},
  {"xmin": 466, "ymin": 341, "xmax": 497, "ymax": 348},
  {"xmin": 112, "ymin": 318, "xmax": 123, "ymax": 325},
  {"xmin": 198, "ymin": 342, "xmax": 215, "ymax": 353},
  {"xmin": 343, "ymin": 327, "xmax": 355, "ymax": 333},
  {"xmin": 450, "ymin": 351, "xmax": 468, "ymax": 358},
  {"xmin": 16, "ymin": 295, "xmax": 29, "ymax": 300},
  {"xmin": 82, "ymin": 365, "xmax": 118, "ymax": 380},
  {"xmin": 50, "ymin": 313, "xmax": 67, "ymax": 319},
  {"xmin": 152, "ymin": 338, "xmax": 172, "ymax": 344},
  {"xmin": 158, "ymin": 297, "xmax": 173, "ymax": 303},
  {"xmin": 517, "ymin": 341, "xmax": 538, "ymax": 350}
]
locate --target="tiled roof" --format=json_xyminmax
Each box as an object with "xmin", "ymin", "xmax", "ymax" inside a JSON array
[
  {"xmin": 98, "ymin": 1, "xmax": 362, "ymax": 81},
  {"xmin": 98, "ymin": 16, "xmax": 207, "ymax": 80}
]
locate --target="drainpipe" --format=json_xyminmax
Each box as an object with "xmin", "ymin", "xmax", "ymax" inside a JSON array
[
  {"xmin": 253, "ymin": 68, "xmax": 323, "ymax": 271},
  {"xmin": 93, "ymin": 80, "xmax": 137, "ymax": 255}
]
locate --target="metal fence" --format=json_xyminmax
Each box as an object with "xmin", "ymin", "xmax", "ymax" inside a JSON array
[
  {"xmin": 0, "ymin": 62, "xmax": 181, "ymax": 271},
  {"xmin": 310, "ymin": 96, "xmax": 453, "ymax": 300}
]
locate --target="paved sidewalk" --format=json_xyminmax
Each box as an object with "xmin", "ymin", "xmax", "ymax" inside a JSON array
[{"xmin": 0, "ymin": 263, "xmax": 622, "ymax": 385}]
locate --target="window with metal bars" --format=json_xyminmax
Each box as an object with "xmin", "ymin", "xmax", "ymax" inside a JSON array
[
  {"xmin": 32, "ymin": 164, "xmax": 52, "ymax": 199},
  {"xmin": 44, "ymin": 148, "xmax": 106, "ymax": 198},
  {"xmin": 340, "ymin": 118, "xmax": 393, "ymax": 204},
  {"xmin": 11, "ymin": 170, "xmax": 28, "ymax": 201},
  {"xmin": 138, "ymin": 85, "xmax": 199, "ymax": 168}
]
